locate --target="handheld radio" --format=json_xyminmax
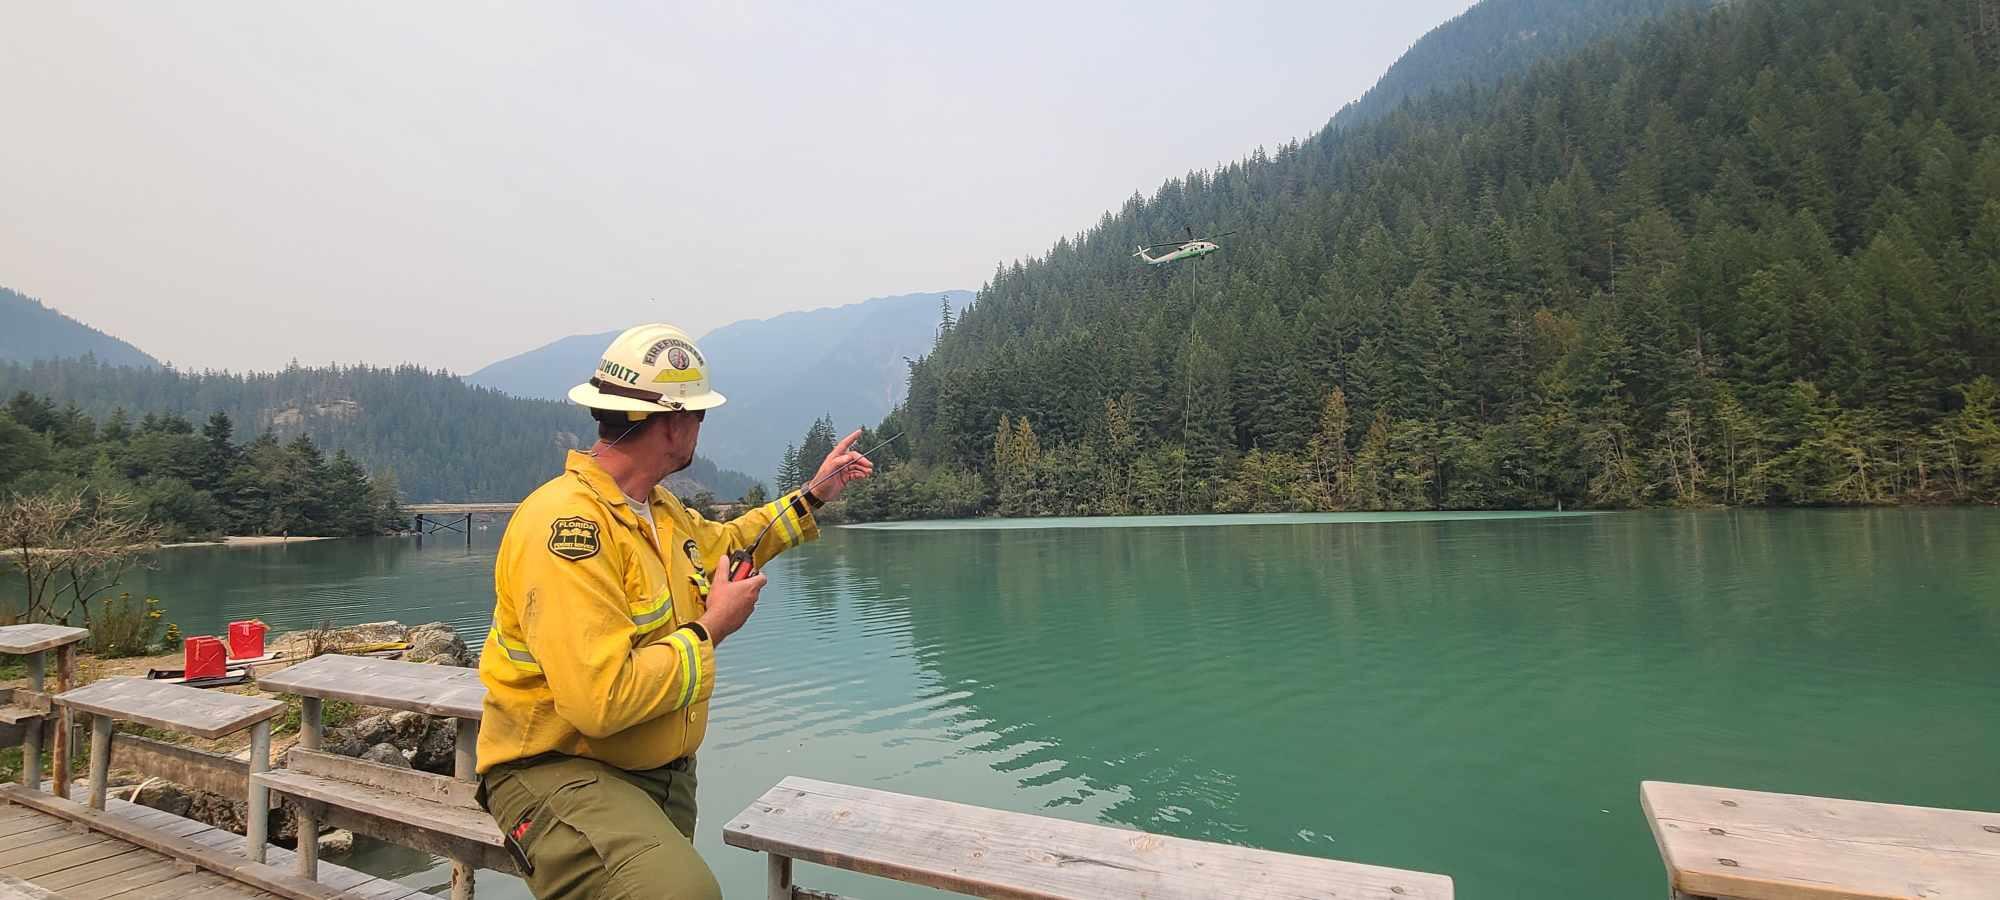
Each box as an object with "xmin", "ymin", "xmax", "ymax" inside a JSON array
[{"xmin": 724, "ymin": 432, "xmax": 901, "ymax": 585}]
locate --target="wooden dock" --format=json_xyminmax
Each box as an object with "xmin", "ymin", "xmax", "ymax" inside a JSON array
[{"xmin": 0, "ymin": 790, "xmax": 423, "ymax": 899}]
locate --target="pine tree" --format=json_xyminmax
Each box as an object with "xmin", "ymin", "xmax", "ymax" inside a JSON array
[{"xmin": 776, "ymin": 445, "xmax": 802, "ymax": 493}]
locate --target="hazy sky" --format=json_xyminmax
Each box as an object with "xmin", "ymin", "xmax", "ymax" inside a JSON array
[{"xmin": 2, "ymin": 1, "xmax": 1473, "ymax": 374}]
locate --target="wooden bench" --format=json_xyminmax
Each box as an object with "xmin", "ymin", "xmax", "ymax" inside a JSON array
[
  {"xmin": 725, "ymin": 776, "xmax": 1455, "ymax": 899},
  {"xmin": 54, "ymin": 676, "xmax": 285, "ymax": 865},
  {"xmin": 0, "ymin": 624, "xmax": 88, "ymax": 797},
  {"xmin": 1641, "ymin": 781, "xmax": 2000, "ymax": 899},
  {"xmin": 255, "ymin": 653, "xmax": 496, "ymax": 900}
]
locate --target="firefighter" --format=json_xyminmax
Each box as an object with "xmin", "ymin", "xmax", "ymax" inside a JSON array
[{"xmin": 475, "ymin": 323, "xmax": 873, "ymax": 898}]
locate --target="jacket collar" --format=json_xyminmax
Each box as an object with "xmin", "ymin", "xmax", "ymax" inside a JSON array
[
  {"xmin": 567, "ymin": 450, "xmax": 643, "ymax": 527},
  {"xmin": 565, "ymin": 450, "xmax": 681, "ymax": 526}
]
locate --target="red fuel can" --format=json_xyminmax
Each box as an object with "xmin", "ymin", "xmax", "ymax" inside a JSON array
[
  {"xmin": 227, "ymin": 620, "xmax": 267, "ymax": 660},
  {"xmin": 183, "ymin": 636, "xmax": 227, "ymax": 680}
]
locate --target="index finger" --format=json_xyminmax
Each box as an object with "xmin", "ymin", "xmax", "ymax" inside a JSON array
[{"xmin": 833, "ymin": 430, "xmax": 862, "ymax": 454}]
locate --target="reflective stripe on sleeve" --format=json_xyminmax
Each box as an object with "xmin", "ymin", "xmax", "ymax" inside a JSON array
[
  {"xmin": 668, "ymin": 628, "xmax": 700, "ymax": 709},
  {"xmin": 764, "ymin": 496, "xmax": 803, "ymax": 545},
  {"xmin": 490, "ymin": 629, "xmax": 542, "ymax": 674},
  {"xmin": 629, "ymin": 589, "xmax": 672, "ymax": 634}
]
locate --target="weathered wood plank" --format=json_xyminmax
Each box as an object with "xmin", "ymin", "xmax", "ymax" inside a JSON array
[
  {"xmin": 255, "ymin": 656, "xmax": 484, "ymax": 720},
  {"xmin": 29, "ymin": 845, "xmax": 164, "ymax": 890},
  {"xmin": 53, "ymin": 679, "xmax": 282, "ymax": 740},
  {"xmin": 255, "ymin": 773, "xmax": 512, "ymax": 873},
  {"xmin": 107, "ymin": 733, "xmax": 252, "ymax": 799},
  {"xmin": 0, "ymin": 821, "xmax": 72, "ymax": 849},
  {"xmin": 0, "ymin": 871, "xmax": 69, "ymax": 900},
  {"xmin": 0, "ymin": 825, "xmax": 116, "ymax": 866},
  {"xmin": 0, "ymin": 784, "xmax": 358, "ymax": 900},
  {"xmin": 725, "ymin": 777, "xmax": 1454, "ymax": 900},
  {"xmin": 281, "ymin": 797, "xmax": 513, "ymax": 874},
  {"xmin": 0, "ymin": 625, "xmax": 89, "ymax": 655},
  {"xmin": 9, "ymin": 831, "xmax": 140, "ymax": 879},
  {"xmin": 0, "ymin": 815, "xmax": 67, "ymax": 841},
  {"xmin": 280, "ymin": 751, "xmax": 478, "ymax": 809},
  {"xmin": 61, "ymin": 858, "xmax": 187, "ymax": 899},
  {"xmin": 1642, "ymin": 781, "xmax": 2000, "ymax": 900},
  {"xmin": 118, "ymin": 869, "xmax": 257, "ymax": 899},
  {"xmin": 252, "ymin": 771, "xmax": 500, "ymax": 847}
]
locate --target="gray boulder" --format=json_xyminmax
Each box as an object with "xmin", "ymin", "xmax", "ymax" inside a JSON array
[
  {"xmin": 404, "ymin": 622, "xmax": 469, "ymax": 667},
  {"xmin": 412, "ymin": 720, "xmax": 460, "ymax": 774},
  {"xmin": 319, "ymin": 828, "xmax": 355, "ymax": 857},
  {"xmin": 135, "ymin": 782, "xmax": 193, "ymax": 818},
  {"xmin": 361, "ymin": 742, "xmax": 411, "ymax": 768}
]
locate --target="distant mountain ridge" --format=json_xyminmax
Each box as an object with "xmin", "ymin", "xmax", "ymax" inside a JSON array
[
  {"xmin": 0, "ymin": 357, "xmax": 759, "ymax": 502},
  {"xmin": 469, "ymin": 290, "xmax": 973, "ymax": 482},
  {"xmin": 0, "ymin": 286, "xmax": 158, "ymax": 369}
]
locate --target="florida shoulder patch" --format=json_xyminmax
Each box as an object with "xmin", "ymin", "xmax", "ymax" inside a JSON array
[{"xmin": 547, "ymin": 516, "xmax": 601, "ymax": 561}]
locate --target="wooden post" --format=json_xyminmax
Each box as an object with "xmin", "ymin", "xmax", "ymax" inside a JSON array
[
  {"xmin": 451, "ymin": 717, "xmax": 478, "ymax": 900},
  {"xmin": 86, "ymin": 715, "xmax": 111, "ymax": 810},
  {"xmin": 52, "ymin": 645, "xmax": 75, "ymax": 799},
  {"xmin": 295, "ymin": 697, "xmax": 321, "ymax": 879},
  {"xmin": 21, "ymin": 652, "xmax": 43, "ymax": 790},
  {"xmin": 246, "ymin": 720, "xmax": 270, "ymax": 863},
  {"xmin": 767, "ymin": 854, "xmax": 793, "ymax": 900},
  {"xmin": 465, "ymin": 513, "xmax": 473, "ymax": 548}
]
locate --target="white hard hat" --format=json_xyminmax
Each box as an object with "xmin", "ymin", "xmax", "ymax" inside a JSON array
[{"xmin": 567, "ymin": 324, "xmax": 727, "ymax": 414}]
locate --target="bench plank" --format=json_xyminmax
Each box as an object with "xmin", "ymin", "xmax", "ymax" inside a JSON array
[
  {"xmin": 255, "ymin": 656, "xmax": 484, "ymax": 720},
  {"xmin": 54, "ymin": 678, "xmax": 282, "ymax": 740},
  {"xmin": 281, "ymin": 750, "xmax": 478, "ymax": 810},
  {"xmin": 253, "ymin": 770, "xmax": 511, "ymax": 873},
  {"xmin": 1642, "ymin": 781, "xmax": 2000, "ymax": 900},
  {"xmin": 725, "ymin": 777, "xmax": 1452, "ymax": 900},
  {"xmin": 0, "ymin": 625, "xmax": 90, "ymax": 655}
]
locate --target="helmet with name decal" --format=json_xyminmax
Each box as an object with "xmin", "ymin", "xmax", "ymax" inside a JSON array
[{"xmin": 567, "ymin": 324, "xmax": 726, "ymax": 414}]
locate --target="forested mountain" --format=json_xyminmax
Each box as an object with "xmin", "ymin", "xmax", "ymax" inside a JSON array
[
  {"xmin": 0, "ymin": 359, "xmax": 757, "ymax": 502},
  {"xmin": 1330, "ymin": 0, "xmax": 1716, "ymax": 131},
  {"xmin": 468, "ymin": 290, "xmax": 972, "ymax": 482},
  {"xmin": 843, "ymin": 0, "xmax": 2000, "ymax": 521},
  {"xmin": 0, "ymin": 287, "xmax": 158, "ymax": 369}
]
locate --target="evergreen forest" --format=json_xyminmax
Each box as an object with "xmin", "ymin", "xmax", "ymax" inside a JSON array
[
  {"xmin": 840, "ymin": 0, "xmax": 2000, "ymax": 521},
  {"xmin": 0, "ymin": 394, "xmax": 400, "ymax": 541}
]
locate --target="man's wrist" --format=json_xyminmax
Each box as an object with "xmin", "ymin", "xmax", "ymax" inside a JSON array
[
  {"xmin": 685, "ymin": 619, "xmax": 715, "ymax": 645},
  {"xmin": 801, "ymin": 488, "xmax": 824, "ymax": 510}
]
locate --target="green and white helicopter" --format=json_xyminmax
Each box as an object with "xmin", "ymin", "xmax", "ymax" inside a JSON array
[{"xmin": 1133, "ymin": 226, "xmax": 1235, "ymax": 266}]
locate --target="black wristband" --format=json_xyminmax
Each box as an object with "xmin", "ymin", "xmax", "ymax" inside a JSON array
[
  {"xmin": 801, "ymin": 489, "xmax": 824, "ymax": 510},
  {"xmin": 682, "ymin": 621, "xmax": 710, "ymax": 644}
]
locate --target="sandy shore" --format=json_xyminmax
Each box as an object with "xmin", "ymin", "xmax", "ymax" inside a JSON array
[
  {"xmin": 3, "ymin": 536, "xmax": 337, "ymax": 558},
  {"xmin": 157, "ymin": 535, "xmax": 337, "ymax": 550}
]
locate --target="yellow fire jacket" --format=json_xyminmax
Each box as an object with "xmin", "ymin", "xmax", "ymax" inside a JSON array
[{"xmin": 477, "ymin": 450, "xmax": 818, "ymax": 774}]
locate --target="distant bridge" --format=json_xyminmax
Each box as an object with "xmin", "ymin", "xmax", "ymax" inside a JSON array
[{"xmin": 405, "ymin": 502, "xmax": 520, "ymax": 515}]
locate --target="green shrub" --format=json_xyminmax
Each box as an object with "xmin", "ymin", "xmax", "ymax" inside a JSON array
[{"xmin": 87, "ymin": 593, "xmax": 165, "ymax": 658}]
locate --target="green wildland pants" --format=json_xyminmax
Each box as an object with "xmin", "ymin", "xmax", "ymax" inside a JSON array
[{"xmin": 481, "ymin": 754, "xmax": 720, "ymax": 900}]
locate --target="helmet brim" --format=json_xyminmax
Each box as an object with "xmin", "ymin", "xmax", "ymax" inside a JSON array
[{"xmin": 567, "ymin": 383, "xmax": 728, "ymax": 413}]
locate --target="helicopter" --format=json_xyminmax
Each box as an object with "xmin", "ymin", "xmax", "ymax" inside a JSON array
[{"xmin": 1133, "ymin": 226, "xmax": 1236, "ymax": 266}]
